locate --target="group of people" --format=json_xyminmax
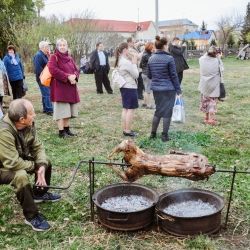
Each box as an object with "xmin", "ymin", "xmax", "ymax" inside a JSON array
[
  {"xmin": 115, "ymin": 36, "xmax": 184, "ymax": 140},
  {"xmin": 33, "ymin": 39, "xmax": 80, "ymax": 139},
  {"xmin": 0, "ymin": 35, "xmax": 224, "ymax": 232}
]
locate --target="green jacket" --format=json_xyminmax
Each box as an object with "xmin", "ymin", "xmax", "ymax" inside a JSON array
[{"xmin": 0, "ymin": 114, "xmax": 48, "ymax": 172}]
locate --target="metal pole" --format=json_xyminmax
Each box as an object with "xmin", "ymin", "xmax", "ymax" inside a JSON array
[
  {"xmin": 90, "ymin": 158, "xmax": 95, "ymax": 222},
  {"xmin": 155, "ymin": 0, "xmax": 159, "ymax": 36},
  {"xmin": 89, "ymin": 158, "xmax": 94, "ymax": 221},
  {"xmin": 224, "ymin": 166, "xmax": 237, "ymax": 228}
]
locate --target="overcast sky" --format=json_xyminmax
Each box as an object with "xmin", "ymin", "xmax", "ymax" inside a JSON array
[{"xmin": 41, "ymin": 0, "xmax": 247, "ymax": 30}]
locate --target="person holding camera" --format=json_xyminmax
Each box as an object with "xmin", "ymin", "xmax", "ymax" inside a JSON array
[
  {"xmin": 169, "ymin": 37, "xmax": 189, "ymax": 84},
  {"xmin": 198, "ymin": 46, "xmax": 223, "ymax": 125}
]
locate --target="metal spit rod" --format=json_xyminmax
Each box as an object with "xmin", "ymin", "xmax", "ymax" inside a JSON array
[
  {"xmin": 214, "ymin": 166, "xmax": 250, "ymax": 228},
  {"xmin": 33, "ymin": 160, "xmax": 131, "ymax": 190},
  {"xmin": 215, "ymin": 168, "xmax": 250, "ymax": 174},
  {"xmin": 34, "ymin": 160, "xmax": 250, "ymax": 226}
]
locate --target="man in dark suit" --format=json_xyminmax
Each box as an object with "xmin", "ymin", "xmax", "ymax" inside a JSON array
[
  {"xmin": 169, "ymin": 37, "xmax": 189, "ymax": 84},
  {"xmin": 90, "ymin": 42, "xmax": 113, "ymax": 94}
]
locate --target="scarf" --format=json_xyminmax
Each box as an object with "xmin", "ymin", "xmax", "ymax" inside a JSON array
[{"xmin": 10, "ymin": 54, "xmax": 18, "ymax": 65}]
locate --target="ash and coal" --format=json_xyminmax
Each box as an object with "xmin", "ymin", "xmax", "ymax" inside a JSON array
[
  {"xmin": 101, "ymin": 195, "xmax": 152, "ymax": 212},
  {"xmin": 163, "ymin": 199, "xmax": 217, "ymax": 217}
]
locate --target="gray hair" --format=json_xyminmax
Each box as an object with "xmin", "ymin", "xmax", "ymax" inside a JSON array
[
  {"xmin": 39, "ymin": 41, "xmax": 49, "ymax": 49},
  {"xmin": 56, "ymin": 38, "xmax": 68, "ymax": 46},
  {"xmin": 8, "ymin": 99, "xmax": 29, "ymax": 122}
]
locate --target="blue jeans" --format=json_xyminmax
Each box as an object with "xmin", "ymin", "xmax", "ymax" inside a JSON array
[
  {"xmin": 80, "ymin": 66, "xmax": 86, "ymax": 73},
  {"xmin": 37, "ymin": 79, "xmax": 53, "ymax": 114}
]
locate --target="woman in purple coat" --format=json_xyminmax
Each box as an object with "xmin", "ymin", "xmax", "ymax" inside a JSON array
[{"xmin": 48, "ymin": 38, "xmax": 80, "ymax": 139}]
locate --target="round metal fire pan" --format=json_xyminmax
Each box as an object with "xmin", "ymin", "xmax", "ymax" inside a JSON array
[
  {"xmin": 92, "ymin": 183, "xmax": 159, "ymax": 231},
  {"xmin": 156, "ymin": 188, "xmax": 224, "ymax": 236}
]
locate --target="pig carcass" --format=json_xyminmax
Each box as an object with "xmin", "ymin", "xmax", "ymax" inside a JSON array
[{"xmin": 107, "ymin": 139, "xmax": 215, "ymax": 182}]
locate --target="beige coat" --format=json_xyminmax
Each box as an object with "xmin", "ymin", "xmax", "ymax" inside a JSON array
[
  {"xmin": 198, "ymin": 54, "xmax": 223, "ymax": 97},
  {"xmin": 118, "ymin": 56, "xmax": 139, "ymax": 89},
  {"xmin": 127, "ymin": 42, "xmax": 145, "ymax": 72}
]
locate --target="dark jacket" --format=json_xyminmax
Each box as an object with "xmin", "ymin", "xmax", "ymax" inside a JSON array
[
  {"xmin": 0, "ymin": 115, "xmax": 48, "ymax": 171},
  {"xmin": 147, "ymin": 50, "xmax": 182, "ymax": 95},
  {"xmin": 33, "ymin": 50, "xmax": 49, "ymax": 81},
  {"xmin": 140, "ymin": 51, "xmax": 152, "ymax": 75},
  {"xmin": 89, "ymin": 49, "xmax": 110, "ymax": 73},
  {"xmin": 3, "ymin": 53, "xmax": 24, "ymax": 82},
  {"xmin": 48, "ymin": 50, "xmax": 80, "ymax": 104},
  {"xmin": 169, "ymin": 45, "xmax": 189, "ymax": 73}
]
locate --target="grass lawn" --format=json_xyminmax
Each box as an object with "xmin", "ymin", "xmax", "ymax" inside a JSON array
[{"xmin": 0, "ymin": 56, "xmax": 250, "ymax": 250}]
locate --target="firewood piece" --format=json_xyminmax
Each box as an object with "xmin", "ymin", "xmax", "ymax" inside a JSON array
[{"xmin": 107, "ymin": 139, "xmax": 215, "ymax": 182}]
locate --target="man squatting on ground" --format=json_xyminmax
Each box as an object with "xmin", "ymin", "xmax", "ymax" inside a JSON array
[{"xmin": 0, "ymin": 99, "xmax": 60, "ymax": 231}]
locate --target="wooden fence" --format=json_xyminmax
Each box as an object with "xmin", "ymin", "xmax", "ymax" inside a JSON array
[{"xmin": 185, "ymin": 44, "xmax": 249, "ymax": 59}]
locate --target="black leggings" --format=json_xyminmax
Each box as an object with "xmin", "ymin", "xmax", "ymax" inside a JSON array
[{"xmin": 10, "ymin": 79, "xmax": 23, "ymax": 99}]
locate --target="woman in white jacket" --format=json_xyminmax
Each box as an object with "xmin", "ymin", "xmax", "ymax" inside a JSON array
[{"xmin": 114, "ymin": 42, "xmax": 139, "ymax": 136}]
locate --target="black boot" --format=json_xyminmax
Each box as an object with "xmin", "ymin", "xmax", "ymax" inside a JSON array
[
  {"xmin": 149, "ymin": 132, "xmax": 156, "ymax": 139},
  {"xmin": 162, "ymin": 132, "xmax": 171, "ymax": 142},
  {"xmin": 64, "ymin": 126, "xmax": 77, "ymax": 136},
  {"xmin": 59, "ymin": 130, "xmax": 72, "ymax": 139}
]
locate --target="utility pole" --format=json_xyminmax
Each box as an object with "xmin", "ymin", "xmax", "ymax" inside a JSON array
[{"xmin": 155, "ymin": 0, "xmax": 159, "ymax": 36}]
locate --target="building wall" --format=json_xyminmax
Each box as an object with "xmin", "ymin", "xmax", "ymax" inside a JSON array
[
  {"xmin": 135, "ymin": 22, "xmax": 156, "ymax": 42},
  {"xmin": 179, "ymin": 32, "xmax": 217, "ymax": 46},
  {"xmin": 159, "ymin": 23, "xmax": 198, "ymax": 39},
  {"xmin": 183, "ymin": 24, "xmax": 199, "ymax": 33},
  {"xmin": 112, "ymin": 22, "xmax": 156, "ymax": 42}
]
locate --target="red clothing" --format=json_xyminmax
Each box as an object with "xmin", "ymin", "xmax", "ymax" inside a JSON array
[{"xmin": 48, "ymin": 50, "xmax": 80, "ymax": 103}]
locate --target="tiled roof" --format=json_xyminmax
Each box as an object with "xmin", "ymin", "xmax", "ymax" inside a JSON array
[
  {"xmin": 178, "ymin": 30, "xmax": 215, "ymax": 40},
  {"xmin": 158, "ymin": 18, "xmax": 198, "ymax": 27},
  {"xmin": 64, "ymin": 18, "xmax": 152, "ymax": 32}
]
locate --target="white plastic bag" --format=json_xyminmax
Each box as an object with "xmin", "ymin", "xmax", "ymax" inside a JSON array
[{"xmin": 172, "ymin": 96, "xmax": 185, "ymax": 123}]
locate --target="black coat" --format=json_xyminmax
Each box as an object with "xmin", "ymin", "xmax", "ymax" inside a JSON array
[
  {"xmin": 89, "ymin": 49, "xmax": 110, "ymax": 73},
  {"xmin": 169, "ymin": 45, "xmax": 189, "ymax": 73},
  {"xmin": 140, "ymin": 51, "xmax": 152, "ymax": 75}
]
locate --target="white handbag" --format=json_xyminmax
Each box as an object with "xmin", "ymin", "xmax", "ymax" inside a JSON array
[
  {"xmin": 172, "ymin": 96, "xmax": 185, "ymax": 123},
  {"xmin": 112, "ymin": 68, "xmax": 126, "ymax": 88}
]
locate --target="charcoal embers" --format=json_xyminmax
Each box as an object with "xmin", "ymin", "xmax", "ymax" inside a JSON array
[
  {"xmin": 163, "ymin": 199, "xmax": 217, "ymax": 217},
  {"xmin": 101, "ymin": 195, "xmax": 152, "ymax": 212}
]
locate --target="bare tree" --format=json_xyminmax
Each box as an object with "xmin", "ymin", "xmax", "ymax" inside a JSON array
[
  {"xmin": 161, "ymin": 21, "xmax": 183, "ymax": 40},
  {"xmin": 215, "ymin": 11, "xmax": 243, "ymax": 49}
]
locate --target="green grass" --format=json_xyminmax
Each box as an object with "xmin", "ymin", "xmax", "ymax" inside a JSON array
[{"xmin": 0, "ymin": 57, "xmax": 250, "ymax": 250}]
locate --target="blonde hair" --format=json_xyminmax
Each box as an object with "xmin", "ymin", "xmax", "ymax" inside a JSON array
[{"xmin": 56, "ymin": 38, "xmax": 68, "ymax": 46}]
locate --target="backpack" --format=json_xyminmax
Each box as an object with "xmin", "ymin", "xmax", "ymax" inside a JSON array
[{"xmin": 84, "ymin": 61, "xmax": 94, "ymax": 74}]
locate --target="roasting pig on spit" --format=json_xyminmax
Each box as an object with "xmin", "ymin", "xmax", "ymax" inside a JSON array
[{"xmin": 107, "ymin": 139, "xmax": 215, "ymax": 182}]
